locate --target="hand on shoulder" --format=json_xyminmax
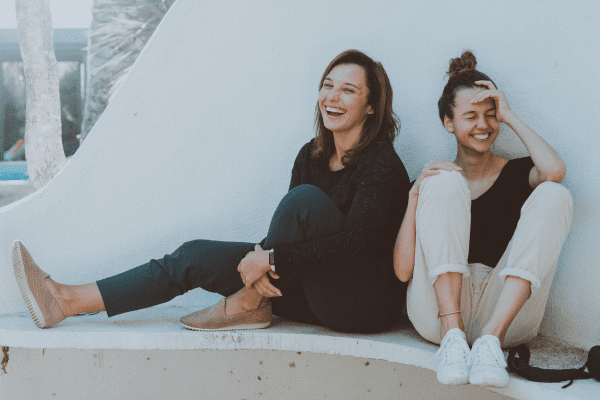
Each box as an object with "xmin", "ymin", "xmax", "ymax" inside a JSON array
[{"xmin": 412, "ymin": 161, "xmax": 462, "ymax": 196}]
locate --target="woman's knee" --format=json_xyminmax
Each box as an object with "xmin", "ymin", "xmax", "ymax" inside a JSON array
[
  {"xmin": 275, "ymin": 184, "xmax": 342, "ymax": 227},
  {"xmin": 420, "ymin": 169, "xmax": 469, "ymax": 199},
  {"xmin": 531, "ymin": 181, "xmax": 572, "ymax": 206},
  {"xmin": 282, "ymin": 184, "xmax": 329, "ymax": 209},
  {"xmin": 175, "ymin": 240, "xmax": 211, "ymax": 260},
  {"xmin": 170, "ymin": 239, "xmax": 239, "ymax": 275},
  {"xmin": 526, "ymin": 181, "xmax": 573, "ymax": 220}
]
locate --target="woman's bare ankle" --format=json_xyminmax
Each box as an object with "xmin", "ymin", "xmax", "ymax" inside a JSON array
[
  {"xmin": 439, "ymin": 314, "xmax": 464, "ymax": 339},
  {"xmin": 480, "ymin": 326, "xmax": 505, "ymax": 346},
  {"xmin": 44, "ymin": 280, "xmax": 105, "ymax": 317}
]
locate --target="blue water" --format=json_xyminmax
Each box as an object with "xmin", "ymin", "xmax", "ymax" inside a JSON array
[{"xmin": 0, "ymin": 164, "xmax": 29, "ymax": 180}]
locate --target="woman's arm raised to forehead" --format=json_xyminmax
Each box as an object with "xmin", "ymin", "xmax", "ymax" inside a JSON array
[
  {"xmin": 472, "ymin": 81, "xmax": 566, "ymax": 188},
  {"xmin": 502, "ymin": 113, "xmax": 566, "ymax": 188}
]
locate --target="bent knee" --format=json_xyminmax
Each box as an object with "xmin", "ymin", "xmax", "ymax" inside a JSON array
[
  {"xmin": 534, "ymin": 181, "xmax": 572, "ymax": 202},
  {"xmin": 289, "ymin": 184, "xmax": 326, "ymax": 197},
  {"xmin": 522, "ymin": 182, "xmax": 573, "ymax": 231},
  {"xmin": 175, "ymin": 239, "xmax": 217, "ymax": 260},
  {"xmin": 530, "ymin": 181, "xmax": 573, "ymax": 212},
  {"xmin": 178, "ymin": 239, "xmax": 207, "ymax": 252},
  {"xmin": 420, "ymin": 169, "xmax": 469, "ymax": 198},
  {"xmin": 283, "ymin": 184, "xmax": 328, "ymax": 207}
]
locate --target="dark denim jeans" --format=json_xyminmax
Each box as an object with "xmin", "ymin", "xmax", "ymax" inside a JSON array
[{"xmin": 97, "ymin": 185, "xmax": 406, "ymax": 333}]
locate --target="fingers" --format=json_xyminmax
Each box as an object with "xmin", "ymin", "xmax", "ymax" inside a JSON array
[
  {"xmin": 253, "ymin": 276, "xmax": 281, "ymax": 297},
  {"xmin": 470, "ymin": 90, "xmax": 498, "ymax": 104},
  {"xmin": 413, "ymin": 160, "xmax": 463, "ymax": 194},
  {"xmin": 238, "ymin": 247, "xmax": 257, "ymax": 276},
  {"xmin": 245, "ymin": 272, "xmax": 261, "ymax": 288},
  {"xmin": 238, "ymin": 264, "xmax": 250, "ymax": 288},
  {"xmin": 416, "ymin": 161, "xmax": 462, "ymax": 189},
  {"xmin": 264, "ymin": 280, "xmax": 282, "ymax": 297},
  {"xmin": 238, "ymin": 264, "xmax": 248, "ymax": 286},
  {"xmin": 253, "ymin": 271, "xmax": 281, "ymax": 297},
  {"xmin": 253, "ymin": 284, "xmax": 269, "ymax": 297},
  {"xmin": 253, "ymin": 279, "xmax": 269, "ymax": 296},
  {"xmin": 422, "ymin": 171, "xmax": 440, "ymax": 179},
  {"xmin": 474, "ymin": 80, "xmax": 497, "ymax": 90},
  {"xmin": 418, "ymin": 162, "xmax": 462, "ymax": 182}
]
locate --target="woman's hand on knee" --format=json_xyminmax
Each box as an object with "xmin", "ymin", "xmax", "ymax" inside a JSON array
[
  {"xmin": 238, "ymin": 244, "xmax": 272, "ymax": 288},
  {"xmin": 253, "ymin": 271, "xmax": 282, "ymax": 297},
  {"xmin": 412, "ymin": 161, "xmax": 462, "ymax": 195}
]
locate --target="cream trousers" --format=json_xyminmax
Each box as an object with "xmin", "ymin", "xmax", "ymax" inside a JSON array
[{"xmin": 407, "ymin": 170, "xmax": 573, "ymax": 348}]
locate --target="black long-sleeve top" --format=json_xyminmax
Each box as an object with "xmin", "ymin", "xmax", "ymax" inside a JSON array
[{"xmin": 272, "ymin": 140, "xmax": 410, "ymax": 277}]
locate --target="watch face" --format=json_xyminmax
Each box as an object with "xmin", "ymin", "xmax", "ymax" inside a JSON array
[{"xmin": 269, "ymin": 250, "xmax": 275, "ymax": 265}]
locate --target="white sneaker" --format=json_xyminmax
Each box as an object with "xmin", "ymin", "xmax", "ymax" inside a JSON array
[
  {"xmin": 435, "ymin": 328, "xmax": 471, "ymax": 385},
  {"xmin": 468, "ymin": 335, "xmax": 510, "ymax": 387}
]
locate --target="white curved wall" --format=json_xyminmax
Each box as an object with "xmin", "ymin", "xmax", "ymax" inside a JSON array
[{"xmin": 0, "ymin": 0, "xmax": 597, "ymax": 348}]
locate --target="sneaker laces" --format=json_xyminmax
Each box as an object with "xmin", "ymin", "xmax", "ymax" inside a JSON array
[
  {"xmin": 468, "ymin": 336, "xmax": 507, "ymax": 368},
  {"xmin": 435, "ymin": 332, "xmax": 470, "ymax": 366}
]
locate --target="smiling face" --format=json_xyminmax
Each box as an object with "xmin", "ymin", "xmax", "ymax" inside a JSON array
[
  {"xmin": 444, "ymin": 87, "xmax": 499, "ymax": 155},
  {"xmin": 318, "ymin": 63, "xmax": 374, "ymax": 138}
]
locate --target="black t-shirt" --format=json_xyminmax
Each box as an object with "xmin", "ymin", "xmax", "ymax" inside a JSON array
[
  {"xmin": 273, "ymin": 140, "xmax": 411, "ymax": 277},
  {"xmin": 469, "ymin": 157, "xmax": 535, "ymax": 267}
]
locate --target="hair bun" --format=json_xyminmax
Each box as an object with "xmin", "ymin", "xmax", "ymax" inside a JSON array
[{"xmin": 448, "ymin": 50, "xmax": 477, "ymax": 76}]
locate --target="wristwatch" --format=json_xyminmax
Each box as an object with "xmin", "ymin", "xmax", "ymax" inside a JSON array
[{"xmin": 268, "ymin": 249, "xmax": 275, "ymax": 271}]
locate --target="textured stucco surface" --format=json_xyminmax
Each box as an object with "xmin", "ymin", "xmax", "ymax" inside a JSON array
[
  {"xmin": 0, "ymin": 0, "xmax": 598, "ymax": 352},
  {"xmin": 0, "ymin": 347, "xmax": 515, "ymax": 400}
]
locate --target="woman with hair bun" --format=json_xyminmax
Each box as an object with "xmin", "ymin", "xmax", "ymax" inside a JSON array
[
  {"xmin": 394, "ymin": 50, "xmax": 572, "ymax": 387},
  {"xmin": 13, "ymin": 50, "xmax": 410, "ymax": 335}
]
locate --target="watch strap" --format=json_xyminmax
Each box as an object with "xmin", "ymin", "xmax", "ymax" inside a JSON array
[{"xmin": 268, "ymin": 249, "xmax": 275, "ymax": 266}]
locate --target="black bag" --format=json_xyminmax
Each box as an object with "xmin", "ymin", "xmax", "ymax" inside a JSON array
[{"xmin": 508, "ymin": 344, "xmax": 600, "ymax": 388}]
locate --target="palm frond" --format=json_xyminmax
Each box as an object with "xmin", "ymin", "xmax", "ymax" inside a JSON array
[{"xmin": 81, "ymin": 0, "xmax": 171, "ymax": 140}]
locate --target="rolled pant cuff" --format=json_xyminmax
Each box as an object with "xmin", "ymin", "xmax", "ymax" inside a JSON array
[
  {"xmin": 498, "ymin": 267, "xmax": 542, "ymax": 296},
  {"xmin": 428, "ymin": 263, "xmax": 470, "ymax": 286}
]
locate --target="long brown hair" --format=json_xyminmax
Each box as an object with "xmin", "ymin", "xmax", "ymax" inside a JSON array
[{"xmin": 311, "ymin": 50, "xmax": 399, "ymax": 166}]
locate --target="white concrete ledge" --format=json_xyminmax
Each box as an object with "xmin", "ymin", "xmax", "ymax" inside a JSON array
[{"xmin": 0, "ymin": 302, "xmax": 597, "ymax": 400}]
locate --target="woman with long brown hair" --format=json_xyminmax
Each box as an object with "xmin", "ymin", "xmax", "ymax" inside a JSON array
[
  {"xmin": 14, "ymin": 50, "xmax": 410, "ymax": 334},
  {"xmin": 394, "ymin": 50, "xmax": 572, "ymax": 388}
]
